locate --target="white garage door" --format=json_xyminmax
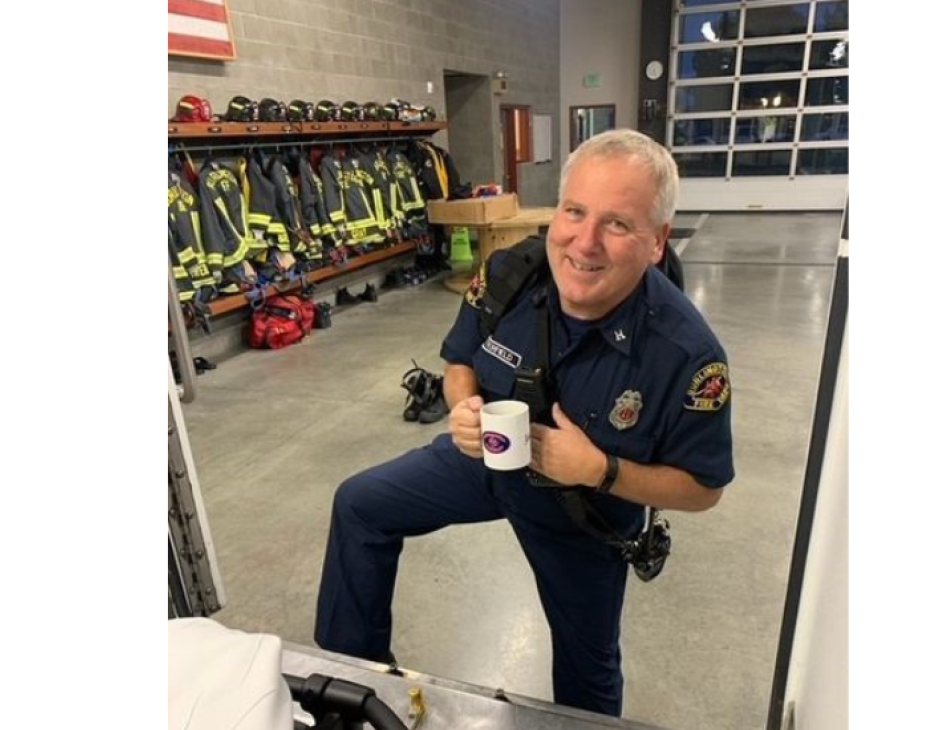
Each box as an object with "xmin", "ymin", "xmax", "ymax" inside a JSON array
[{"xmin": 670, "ymin": 0, "xmax": 848, "ymax": 211}]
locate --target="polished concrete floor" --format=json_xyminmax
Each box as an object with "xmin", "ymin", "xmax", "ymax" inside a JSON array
[{"xmin": 181, "ymin": 211, "xmax": 843, "ymax": 730}]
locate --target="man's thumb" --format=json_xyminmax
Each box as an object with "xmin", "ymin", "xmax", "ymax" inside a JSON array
[{"xmin": 551, "ymin": 402, "xmax": 574, "ymax": 430}]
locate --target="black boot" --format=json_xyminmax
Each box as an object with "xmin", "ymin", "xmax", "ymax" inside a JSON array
[
  {"xmin": 193, "ymin": 356, "xmax": 217, "ymax": 374},
  {"xmin": 314, "ymin": 301, "xmax": 333, "ymax": 329},
  {"xmin": 336, "ymin": 286, "xmax": 360, "ymax": 305},
  {"xmin": 361, "ymin": 283, "xmax": 378, "ymax": 302},
  {"xmin": 418, "ymin": 388, "xmax": 449, "ymax": 424},
  {"xmin": 401, "ymin": 361, "xmax": 438, "ymax": 422}
]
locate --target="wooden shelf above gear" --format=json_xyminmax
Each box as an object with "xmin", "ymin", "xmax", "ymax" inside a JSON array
[
  {"xmin": 168, "ymin": 120, "xmax": 448, "ymax": 140},
  {"xmin": 206, "ymin": 241, "xmax": 418, "ymax": 317}
]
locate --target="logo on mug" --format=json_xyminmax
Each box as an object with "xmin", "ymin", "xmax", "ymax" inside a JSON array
[{"xmin": 483, "ymin": 432, "xmax": 511, "ymax": 454}]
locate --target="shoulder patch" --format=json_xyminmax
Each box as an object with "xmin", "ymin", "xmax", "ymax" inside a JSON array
[
  {"xmin": 464, "ymin": 262, "xmax": 487, "ymax": 309},
  {"xmin": 684, "ymin": 362, "xmax": 731, "ymax": 411}
]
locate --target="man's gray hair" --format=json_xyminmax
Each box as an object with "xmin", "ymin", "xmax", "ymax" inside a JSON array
[{"xmin": 558, "ymin": 129, "xmax": 679, "ymax": 227}]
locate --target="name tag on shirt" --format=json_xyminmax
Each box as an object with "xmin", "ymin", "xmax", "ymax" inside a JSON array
[{"xmin": 482, "ymin": 336, "xmax": 522, "ymax": 369}]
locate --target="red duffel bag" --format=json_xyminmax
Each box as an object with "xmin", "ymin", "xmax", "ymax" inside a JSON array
[{"xmin": 248, "ymin": 294, "xmax": 315, "ymax": 349}]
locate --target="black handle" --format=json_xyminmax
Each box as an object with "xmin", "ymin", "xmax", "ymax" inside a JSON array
[{"xmin": 285, "ymin": 673, "xmax": 409, "ymax": 730}]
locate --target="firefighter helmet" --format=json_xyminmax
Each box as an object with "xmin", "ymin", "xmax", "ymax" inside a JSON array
[
  {"xmin": 314, "ymin": 99, "xmax": 339, "ymax": 122},
  {"xmin": 420, "ymin": 105, "xmax": 437, "ymax": 122},
  {"xmin": 339, "ymin": 101, "xmax": 362, "ymax": 121},
  {"xmin": 381, "ymin": 102, "xmax": 400, "ymax": 121},
  {"xmin": 361, "ymin": 101, "xmax": 384, "ymax": 121},
  {"xmin": 390, "ymin": 98, "xmax": 410, "ymax": 122},
  {"xmin": 287, "ymin": 99, "xmax": 314, "ymax": 122},
  {"xmin": 172, "ymin": 95, "xmax": 213, "ymax": 123},
  {"xmin": 258, "ymin": 98, "xmax": 287, "ymax": 122},
  {"xmin": 224, "ymin": 96, "xmax": 258, "ymax": 122},
  {"xmin": 391, "ymin": 99, "xmax": 418, "ymax": 122}
]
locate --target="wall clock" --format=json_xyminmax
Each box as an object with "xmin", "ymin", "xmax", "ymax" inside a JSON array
[{"xmin": 645, "ymin": 60, "xmax": 664, "ymax": 81}]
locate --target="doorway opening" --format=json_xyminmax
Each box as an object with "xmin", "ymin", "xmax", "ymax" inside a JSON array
[
  {"xmin": 444, "ymin": 70, "xmax": 494, "ymax": 193},
  {"xmin": 500, "ymin": 105, "xmax": 533, "ymax": 195}
]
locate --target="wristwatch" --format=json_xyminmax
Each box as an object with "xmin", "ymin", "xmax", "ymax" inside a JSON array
[{"xmin": 597, "ymin": 454, "xmax": 620, "ymax": 493}]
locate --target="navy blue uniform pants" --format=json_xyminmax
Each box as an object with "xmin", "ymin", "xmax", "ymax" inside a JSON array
[{"xmin": 314, "ymin": 433, "xmax": 631, "ymax": 716}]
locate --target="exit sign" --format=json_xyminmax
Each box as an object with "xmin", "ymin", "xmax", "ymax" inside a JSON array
[{"xmin": 582, "ymin": 73, "xmax": 602, "ymax": 88}]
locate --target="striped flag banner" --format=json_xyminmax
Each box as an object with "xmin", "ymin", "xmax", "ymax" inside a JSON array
[{"xmin": 169, "ymin": 0, "xmax": 236, "ymax": 60}]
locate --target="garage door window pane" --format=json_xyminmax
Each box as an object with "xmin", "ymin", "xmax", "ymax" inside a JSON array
[
  {"xmin": 674, "ymin": 152, "xmax": 728, "ymax": 178},
  {"xmin": 739, "ymin": 80, "xmax": 801, "ymax": 110},
  {"xmin": 745, "ymin": 5, "xmax": 809, "ymax": 38},
  {"xmin": 678, "ymin": 48, "xmax": 737, "ymax": 79},
  {"xmin": 732, "ymin": 150, "xmax": 792, "ymax": 176},
  {"xmin": 809, "ymin": 38, "xmax": 849, "ymax": 70},
  {"xmin": 742, "ymin": 43, "xmax": 805, "ymax": 75},
  {"xmin": 805, "ymin": 76, "xmax": 848, "ymax": 106},
  {"xmin": 814, "ymin": 1, "xmax": 849, "ymax": 32},
  {"xmin": 681, "ymin": 0, "xmax": 739, "ymax": 6},
  {"xmin": 674, "ymin": 118, "xmax": 732, "ymax": 146},
  {"xmin": 679, "ymin": 11, "xmax": 740, "ymax": 43},
  {"xmin": 797, "ymin": 148, "xmax": 848, "ymax": 174},
  {"xmin": 800, "ymin": 112, "xmax": 848, "ymax": 141},
  {"xmin": 735, "ymin": 116, "xmax": 796, "ymax": 143},
  {"xmin": 676, "ymin": 84, "xmax": 734, "ymax": 113}
]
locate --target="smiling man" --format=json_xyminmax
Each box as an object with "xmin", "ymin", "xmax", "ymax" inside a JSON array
[{"xmin": 314, "ymin": 129, "xmax": 734, "ymax": 717}]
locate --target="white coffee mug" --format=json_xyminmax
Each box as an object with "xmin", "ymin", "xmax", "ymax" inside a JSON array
[{"xmin": 480, "ymin": 400, "xmax": 531, "ymax": 470}]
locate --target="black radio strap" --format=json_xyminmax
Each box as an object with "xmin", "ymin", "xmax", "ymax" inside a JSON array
[
  {"xmin": 555, "ymin": 488, "xmax": 638, "ymax": 556},
  {"xmin": 478, "ymin": 235, "xmax": 548, "ymax": 340}
]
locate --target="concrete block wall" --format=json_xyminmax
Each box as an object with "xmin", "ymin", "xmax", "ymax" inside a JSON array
[{"xmin": 168, "ymin": 0, "xmax": 561, "ymax": 206}]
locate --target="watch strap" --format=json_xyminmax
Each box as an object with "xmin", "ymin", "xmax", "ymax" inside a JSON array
[{"xmin": 597, "ymin": 454, "xmax": 619, "ymax": 493}]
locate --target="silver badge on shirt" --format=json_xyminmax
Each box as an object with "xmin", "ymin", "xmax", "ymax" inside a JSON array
[{"xmin": 609, "ymin": 390, "xmax": 643, "ymax": 431}]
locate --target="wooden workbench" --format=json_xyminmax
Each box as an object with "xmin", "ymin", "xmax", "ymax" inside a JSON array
[{"xmin": 443, "ymin": 207, "xmax": 557, "ymax": 294}]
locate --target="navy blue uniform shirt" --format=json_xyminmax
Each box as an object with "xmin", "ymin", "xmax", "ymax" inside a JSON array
[{"xmin": 440, "ymin": 256, "xmax": 735, "ymax": 491}]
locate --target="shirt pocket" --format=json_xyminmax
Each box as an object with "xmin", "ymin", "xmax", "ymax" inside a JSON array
[
  {"xmin": 473, "ymin": 346, "xmax": 517, "ymax": 400},
  {"xmin": 586, "ymin": 418, "xmax": 657, "ymax": 464}
]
